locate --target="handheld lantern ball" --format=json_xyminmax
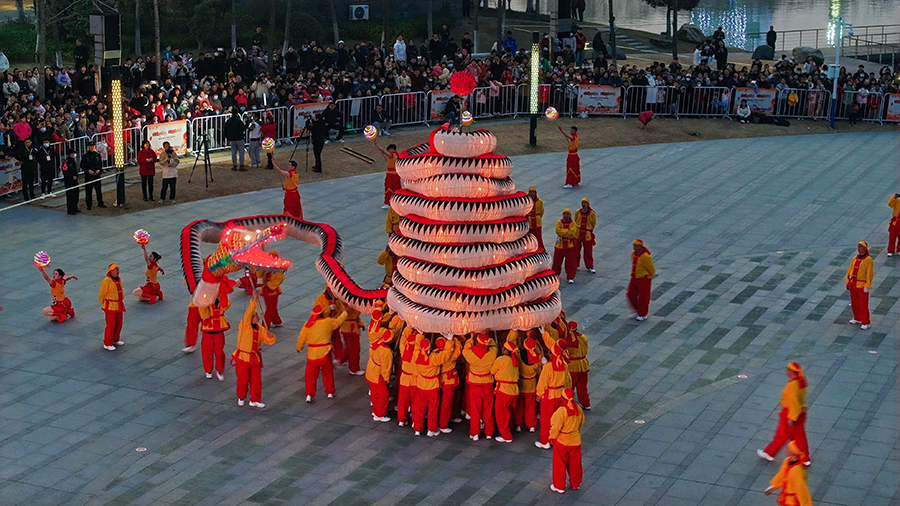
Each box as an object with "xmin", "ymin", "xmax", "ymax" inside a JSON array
[
  {"xmin": 262, "ymin": 137, "xmax": 276, "ymax": 153},
  {"xmin": 364, "ymin": 125, "xmax": 378, "ymax": 140},
  {"xmin": 544, "ymin": 107, "xmax": 559, "ymax": 121},
  {"xmin": 33, "ymin": 251, "xmax": 51, "ymax": 268},
  {"xmin": 133, "ymin": 229, "xmax": 151, "ymax": 245},
  {"xmin": 461, "ymin": 111, "xmax": 474, "ymax": 125}
]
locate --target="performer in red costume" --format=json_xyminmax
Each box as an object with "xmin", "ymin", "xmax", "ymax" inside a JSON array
[
  {"xmin": 463, "ymin": 333, "xmax": 498, "ymax": 441},
  {"xmin": 437, "ymin": 336, "xmax": 463, "ymax": 433},
  {"xmin": 274, "ymin": 161, "xmax": 303, "ymax": 219},
  {"xmin": 573, "ymin": 198, "xmax": 596, "ymax": 273},
  {"xmin": 553, "ymin": 209, "xmax": 579, "ymax": 284},
  {"xmin": 515, "ymin": 334, "xmax": 542, "ymax": 433},
  {"xmin": 558, "ymin": 124, "xmax": 580, "ymax": 188},
  {"xmin": 535, "ymin": 341, "xmax": 572, "ymax": 449},
  {"xmin": 628, "ymin": 239, "xmax": 656, "ymax": 321},
  {"xmin": 366, "ymin": 328, "xmax": 395, "ymax": 422},
  {"xmin": 845, "ymin": 241, "xmax": 874, "ymax": 330},
  {"xmin": 183, "ymin": 301, "xmax": 201, "ymax": 353},
  {"xmin": 199, "ymin": 288, "xmax": 231, "ymax": 381},
  {"xmin": 565, "ymin": 321, "xmax": 590, "ymax": 410},
  {"xmin": 296, "ymin": 304, "xmax": 348, "ymax": 402},
  {"xmin": 526, "ymin": 186, "xmax": 545, "ymax": 249},
  {"xmin": 758, "ymin": 362, "xmax": 811, "ymax": 466},
  {"xmin": 98, "ymin": 263, "xmax": 125, "ymax": 351},
  {"xmin": 135, "ymin": 244, "xmax": 164, "ymax": 304},
  {"xmin": 549, "ymin": 388, "xmax": 585, "ymax": 493},
  {"xmin": 397, "ymin": 328, "xmax": 419, "ymax": 427},
  {"xmin": 232, "ymin": 290, "xmax": 276, "ymax": 408},
  {"xmin": 260, "ymin": 252, "xmax": 284, "ymax": 327},
  {"xmin": 38, "ymin": 266, "xmax": 77, "ymax": 322},
  {"xmin": 491, "ymin": 341, "xmax": 520, "ymax": 443},
  {"xmin": 412, "ymin": 336, "xmax": 456, "ymax": 436},
  {"xmin": 374, "ymin": 139, "xmax": 400, "ymax": 209}
]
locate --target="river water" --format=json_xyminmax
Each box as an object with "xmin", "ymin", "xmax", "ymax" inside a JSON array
[{"xmin": 510, "ymin": 0, "xmax": 899, "ymax": 50}]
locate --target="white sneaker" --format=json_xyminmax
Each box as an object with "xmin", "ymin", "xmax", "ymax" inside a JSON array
[
  {"xmin": 535, "ymin": 441, "xmax": 551, "ymax": 449},
  {"xmin": 589, "ymin": 268, "xmax": 596, "ymax": 273},
  {"xmin": 888, "ymin": 253, "xmax": 894, "ymax": 257},
  {"xmin": 306, "ymin": 395, "xmax": 313, "ymax": 403},
  {"xmin": 215, "ymin": 371, "xmax": 224, "ymax": 381},
  {"xmin": 249, "ymin": 401, "xmax": 266, "ymax": 408},
  {"xmin": 381, "ymin": 204, "xmax": 391, "ymax": 209},
  {"xmin": 374, "ymin": 416, "xmax": 391, "ymax": 422},
  {"xmin": 803, "ymin": 460, "xmax": 811, "ymax": 467},
  {"xmin": 103, "ymin": 345, "xmax": 116, "ymax": 351},
  {"xmin": 414, "ymin": 431, "xmax": 421, "ymax": 436},
  {"xmin": 440, "ymin": 428, "xmax": 452, "ymax": 433},
  {"xmin": 860, "ymin": 324, "xmax": 870, "ymax": 330},
  {"xmin": 324, "ymin": 140, "xmax": 330, "ymax": 144},
  {"xmin": 516, "ymin": 427, "xmax": 522, "ymax": 432},
  {"xmin": 494, "ymin": 436, "xmax": 512, "ymax": 443},
  {"xmin": 338, "ymin": 139, "xmax": 345, "ymax": 143},
  {"xmin": 757, "ymin": 449, "xmax": 774, "ymax": 461},
  {"xmin": 529, "ymin": 427, "xmax": 536, "ymax": 433},
  {"xmin": 849, "ymin": 319, "xmax": 861, "ymax": 324},
  {"xmin": 584, "ymin": 406, "xmax": 592, "ymax": 410},
  {"xmin": 398, "ymin": 421, "xmax": 407, "ymax": 427},
  {"xmin": 563, "ymin": 184, "xmax": 573, "ymax": 189},
  {"xmin": 170, "ymin": 200, "xmax": 175, "ymax": 204},
  {"xmin": 427, "ymin": 431, "xmax": 439, "ymax": 437},
  {"xmin": 349, "ymin": 371, "xmax": 365, "ymax": 376},
  {"xmin": 485, "ymin": 435, "xmax": 492, "ymax": 439},
  {"xmin": 327, "ymin": 393, "xmax": 334, "ymax": 399},
  {"xmin": 182, "ymin": 344, "xmax": 198, "ymax": 353},
  {"xmin": 567, "ymin": 279, "xmax": 574, "ymax": 284},
  {"xmin": 451, "ymin": 418, "xmax": 463, "ymax": 423},
  {"xmin": 237, "ymin": 398, "xmax": 245, "ymax": 406},
  {"xmin": 469, "ymin": 435, "xmax": 479, "ymax": 441},
  {"xmin": 636, "ymin": 316, "xmax": 647, "ymax": 321},
  {"xmin": 205, "ymin": 373, "xmax": 213, "ymax": 379},
  {"xmin": 115, "ymin": 341, "xmax": 125, "ymax": 346},
  {"xmin": 550, "ymin": 484, "xmax": 565, "ymax": 494}
]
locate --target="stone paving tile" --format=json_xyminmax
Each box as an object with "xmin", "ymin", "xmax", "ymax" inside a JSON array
[{"xmin": 0, "ymin": 131, "xmax": 898, "ymax": 505}]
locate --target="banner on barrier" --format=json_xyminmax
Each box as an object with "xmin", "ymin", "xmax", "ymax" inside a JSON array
[
  {"xmin": 147, "ymin": 120, "xmax": 188, "ymax": 154},
  {"xmin": 292, "ymin": 102, "xmax": 330, "ymax": 136},
  {"xmin": 885, "ymin": 94, "xmax": 900, "ymax": 122},
  {"xmin": 732, "ymin": 87, "xmax": 776, "ymax": 115},
  {"xmin": 577, "ymin": 85, "xmax": 621, "ymax": 114},
  {"xmin": 0, "ymin": 158, "xmax": 22, "ymax": 197},
  {"xmin": 430, "ymin": 90, "xmax": 456, "ymax": 120}
]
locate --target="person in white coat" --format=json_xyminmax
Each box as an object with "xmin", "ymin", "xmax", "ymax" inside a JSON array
[{"xmin": 394, "ymin": 36, "xmax": 407, "ymax": 62}]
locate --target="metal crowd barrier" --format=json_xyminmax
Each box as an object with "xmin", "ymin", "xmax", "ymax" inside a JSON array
[
  {"xmin": 832, "ymin": 90, "xmax": 885, "ymax": 123},
  {"xmin": 676, "ymin": 86, "xmax": 732, "ymax": 118},
  {"xmin": 382, "ymin": 91, "xmax": 429, "ymax": 127},
  {"xmin": 468, "ymin": 84, "xmax": 518, "ymax": 119},
  {"xmin": 190, "ymin": 112, "xmax": 232, "ymax": 152},
  {"xmin": 622, "ymin": 86, "xmax": 675, "ymax": 117},
  {"xmin": 333, "ymin": 95, "xmax": 381, "ymax": 134},
  {"xmin": 773, "ymin": 88, "xmax": 831, "ymax": 121}
]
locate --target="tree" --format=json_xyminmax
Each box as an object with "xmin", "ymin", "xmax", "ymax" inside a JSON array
[
  {"xmin": 36, "ymin": 0, "xmax": 46, "ymax": 71},
  {"xmin": 427, "ymin": 0, "xmax": 433, "ymax": 41},
  {"xmin": 282, "ymin": 0, "xmax": 290, "ymax": 54},
  {"xmin": 267, "ymin": 0, "xmax": 276, "ymax": 74},
  {"xmin": 134, "ymin": 0, "xmax": 141, "ymax": 56},
  {"xmin": 329, "ymin": 0, "xmax": 339, "ymax": 46},
  {"xmin": 154, "ymin": 0, "xmax": 160, "ymax": 76},
  {"xmin": 496, "ymin": 0, "xmax": 506, "ymax": 51},
  {"xmin": 16, "ymin": 0, "xmax": 26, "ymax": 22},
  {"xmin": 231, "ymin": 0, "xmax": 237, "ymax": 49}
]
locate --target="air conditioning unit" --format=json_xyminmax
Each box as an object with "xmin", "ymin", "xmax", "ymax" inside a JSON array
[{"xmin": 350, "ymin": 5, "xmax": 369, "ymax": 21}]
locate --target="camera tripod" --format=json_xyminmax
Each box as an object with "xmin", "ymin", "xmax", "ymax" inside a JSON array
[
  {"xmin": 189, "ymin": 132, "xmax": 213, "ymax": 187},
  {"xmin": 291, "ymin": 123, "xmax": 311, "ymax": 172}
]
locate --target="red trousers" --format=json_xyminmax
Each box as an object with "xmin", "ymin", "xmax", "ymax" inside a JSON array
[
  {"xmin": 234, "ymin": 359, "xmax": 262, "ymax": 402},
  {"xmin": 552, "ymin": 247, "xmax": 578, "ymax": 281},
  {"xmin": 185, "ymin": 306, "xmax": 201, "ymax": 347},
  {"xmin": 439, "ymin": 383, "xmax": 457, "ymax": 429},
  {"xmin": 889, "ymin": 222, "xmax": 900, "ymax": 254},
  {"xmin": 494, "ymin": 392, "xmax": 517, "ymax": 440},
  {"xmin": 237, "ymin": 274, "xmax": 261, "ymax": 295},
  {"xmin": 565, "ymin": 154, "xmax": 581, "ymax": 186},
  {"xmin": 140, "ymin": 282, "xmax": 163, "ymax": 304},
  {"xmin": 764, "ymin": 409, "xmax": 810, "ymax": 463},
  {"xmin": 467, "ymin": 383, "xmax": 495, "ymax": 437},
  {"xmin": 397, "ymin": 382, "xmax": 416, "ymax": 424},
  {"xmin": 627, "ymin": 276, "xmax": 652, "ymax": 317},
  {"xmin": 530, "ymin": 227, "xmax": 544, "ymax": 250},
  {"xmin": 331, "ymin": 330, "xmax": 346, "ymax": 363},
  {"xmin": 51, "ymin": 299, "xmax": 74, "ymax": 322},
  {"xmin": 103, "ymin": 310, "xmax": 124, "ymax": 346},
  {"xmin": 368, "ymin": 378, "xmax": 389, "ymax": 418},
  {"xmin": 384, "ymin": 173, "xmax": 402, "ymax": 205},
  {"xmin": 413, "ymin": 387, "xmax": 440, "ymax": 432},
  {"xmin": 305, "ymin": 355, "xmax": 335, "ymax": 398},
  {"xmin": 283, "ymin": 189, "xmax": 303, "ymax": 219},
  {"xmin": 576, "ymin": 239, "xmax": 594, "ymax": 270},
  {"xmin": 571, "ymin": 371, "xmax": 590, "ymax": 408},
  {"xmin": 342, "ymin": 331, "xmax": 361, "ymax": 373},
  {"xmin": 262, "ymin": 293, "xmax": 281, "ymax": 327},
  {"xmin": 515, "ymin": 392, "xmax": 537, "ymax": 430},
  {"xmin": 201, "ymin": 331, "xmax": 225, "ymax": 374},
  {"xmin": 553, "ymin": 442, "xmax": 583, "ymax": 490},
  {"xmin": 540, "ymin": 396, "xmax": 563, "ymax": 444},
  {"xmin": 849, "ymin": 286, "xmax": 870, "ymax": 325}
]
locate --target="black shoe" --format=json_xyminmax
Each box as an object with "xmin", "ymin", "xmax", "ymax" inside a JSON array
[
  {"xmin": 313, "ymin": 169, "xmax": 322, "ymax": 173},
  {"xmin": 143, "ymin": 197, "xmax": 148, "ymax": 202},
  {"xmin": 67, "ymin": 211, "xmax": 77, "ymax": 215},
  {"xmin": 86, "ymin": 205, "xmax": 92, "ymax": 210},
  {"xmin": 97, "ymin": 203, "xmax": 107, "ymax": 208},
  {"xmin": 75, "ymin": 209, "xmax": 82, "ymax": 213}
]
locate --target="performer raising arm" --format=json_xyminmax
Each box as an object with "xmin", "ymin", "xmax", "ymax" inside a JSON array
[
  {"xmin": 273, "ymin": 161, "xmax": 303, "ymax": 219},
  {"xmin": 38, "ymin": 266, "xmax": 77, "ymax": 322},
  {"xmin": 135, "ymin": 244, "xmax": 165, "ymax": 304},
  {"xmin": 373, "ymin": 139, "xmax": 400, "ymax": 209}
]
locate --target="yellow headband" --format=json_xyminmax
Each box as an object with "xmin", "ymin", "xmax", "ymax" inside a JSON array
[
  {"xmin": 562, "ymin": 208, "xmax": 572, "ymax": 214},
  {"xmin": 858, "ymin": 241, "xmax": 868, "ymax": 249},
  {"xmin": 581, "ymin": 198, "xmax": 590, "ymax": 204},
  {"xmin": 528, "ymin": 186, "xmax": 537, "ymax": 192},
  {"xmin": 633, "ymin": 239, "xmax": 643, "ymax": 246},
  {"xmin": 107, "ymin": 263, "xmax": 118, "ymax": 272}
]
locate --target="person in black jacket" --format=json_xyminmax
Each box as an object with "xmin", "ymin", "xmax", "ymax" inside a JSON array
[
  {"xmin": 14, "ymin": 137, "xmax": 38, "ymax": 201},
  {"xmin": 81, "ymin": 142, "xmax": 105, "ymax": 209},
  {"xmin": 73, "ymin": 39, "xmax": 89, "ymax": 70},
  {"xmin": 766, "ymin": 26, "xmax": 777, "ymax": 50},
  {"xmin": 61, "ymin": 149, "xmax": 80, "ymax": 215},
  {"xmin": 224, "ymin": 110, "xmax": 248, "ymax": 170},
  {"xmin": 37, "ymin": 138, "xmax": 56, "ymax": 196},
  {"xmin": 321, "ymin": 101, "xmax": 345, "ymax": 142},
  {"xmin": 308, "ymin": 113, "xmax": 327, "ymax": 173}
]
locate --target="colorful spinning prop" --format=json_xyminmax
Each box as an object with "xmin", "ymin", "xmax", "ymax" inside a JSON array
[
  {"xmin": 133, "ymin": 229, "xmax": 151, "ymax": 245},
  {"xmin": 262, "ymin": 137, "xmax": 276, "ymax": 153},
  {"xmin": 544, "ymin": 107, "xmax": 559, "ymax": 121},
  {"xmin": 33, "ymin": 251, "xmax": 51, "ymax": 268},
  {"xmin": 363, "ymin": 125, "xmax": 378, "ymax": 140},
  {"xmin": 461, "ymin": 111, "xmax": 474, "ymax": 125}
]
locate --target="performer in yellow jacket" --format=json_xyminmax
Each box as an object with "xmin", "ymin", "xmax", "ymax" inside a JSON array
[
  {"xmin": 386, "ymin": 207, "xmax": 401, "ymax": 235},
  {"xmin": 536, "ymin": 342, "xmax": 572, "ymax": 448},
  {"xmin": 491, "ymin": 341, "xmax": 521, "ymax": 443},
  {"xmin": 377, "ymin": 246, "xmax": 397, "ymax": 287},
  {"xmin": 565, "ymin": 321, "xmax": 591, "ymax": 410},
  {"xmin": 314, "ymin": 287, "xmax": 348, "ymax": 364},
  {"xmin": 628, "ymin": 239, "xmax": 656, "ymax": 321},
  {"xmin": 527, "ymin": 186, "xmax": 545, "ymax": 249},
  {"xmin": 463, "ymin": 333, "xmax": 498, "ymax": 441},
  {"xmin": 260, "ymin": 254, "xmax": 284, "ymax": 327},
  {"xmin": 887, "ymin": 193, "xmax": 900, "ymax": 256},
  {"xmin": 412, "ymin": 336, "xmax": 457, "ymax": 436},
  {"xmin": 759, "ymin": 362, "xmax": 811, "ymax": 466},
  {"xmin": 296, "ymin": 304, "xmax": 348, "ymax": 402},
  {"xmin": 764, "ymin": 441, "xmax": 812, "ymax": 506},
  {"xmin": 232, "ymin": 291, "xmax": 276, "ymax": 408},
  {"xmin": 573, "ymin": 198, "xmax": 597, "ymax": 273},
  {"xmin": 397, "ymin": 328, "xmax": 420, "ymax": 427},
  {"xmin": 38, "ymin": 266, "xmax": 77, "ymax": 322},
  {"xmin": 437, "ymin": 336, "xmax": 463, "ymax": 433},
  {"xmin": 366, "ymin": 328, "xmax": 395, "ymax": 422},
  {"xmin": 199, "ymin": 290, "xmax": 231, "ymax": 380},
  {"xmin": 341, "ymin": 307, "xmax": 366, "ymax": 375},
  {"xmin": 98, "ymin": 263, "xmax": 125, "ymax": 351},
  {"xmin": 374, "ymin": 139, "xmax": 400, "ymax": 209},
  {"xmin": 846, "ymin": 241, "xmax": 874, "ymax": 329},
  {"xmin": 135, "ymin": 244, "xmax": 164, "ymax": 304},
  {"xmin": 553, "ymin": 209, "xmax": 579, "ymax": 284},
  {"xmin": 515, "ymin": 334, "xmax": 542, "ymax": 433},
  {"xmin": 549, "ymin": 388, "xmax": 585, "ymax": 493}
]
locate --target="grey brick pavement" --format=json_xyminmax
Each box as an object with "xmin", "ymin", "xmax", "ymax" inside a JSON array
[{"xmin": 0, "ymin": 131, "xmax": 897, "ymax": 505}]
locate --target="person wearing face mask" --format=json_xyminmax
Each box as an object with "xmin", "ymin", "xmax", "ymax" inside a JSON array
[
  {"xmin": 81, "ymin": 141, "xmax": 105, "ymax": 209},
  {"xmin": 37, "ymin": 138, "xmax": 56, "ymax": 196},
  {"xmin": 61, "ymin": 149, "xmax": 80, "ymax": 214}
]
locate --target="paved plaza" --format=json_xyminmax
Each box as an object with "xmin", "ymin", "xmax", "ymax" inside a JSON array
[{"xmin": 0, "ymin": 130, "xmax": 898, "ymax": 506}]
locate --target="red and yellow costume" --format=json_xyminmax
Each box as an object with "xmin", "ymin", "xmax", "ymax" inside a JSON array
[
  {"xmin": 628, "ymin": 239, "xmax": 656, "ymax": 318},
  {"xmin": 888, "ymin": 195, "xmax": 900, "ymax": 255},
  {"xmin": 98, "ymin": 265, "xmax": 125, "ymax": 347},
  {"xmin": 139, "ymin": 262, "xmax": 163, "ymax": 304},
  {"xmin": 438, "ymin": 336, "xmax": 463, "ymax": 431},
  {"xmin": 314, "ymin": 291, "xmax": 347, "ymax": 363},
  {"xmin": 491, "ymin": 341, "xmax": 520, "ymax": 441},
  {"xmin": 232, "ymin": 299, "xmax": 276, "ymax": 403},
  {"xmin": 846, "ymin": 242, "xmax": 874, "ymax": 326},
  {"xmin": 412, "ymin": 338, "xmax": 456, "ymax": 434},
  {"xmin": 552, "ymin": 212, "xmax": 579, "ymax": 281},
  {"xmin": 377, "ymin": 249, "xmax": 397, "ymax": 287},
  {"xmin": 573, "ymin": 200, "xmax": 596, "ymax": 271},
  {"xmin": 261, "ymin": 263, "xmax": 284, "ymax": 328},
  {"xmin": 767, "ymin": 442, "xmax": 812, "ymax": 506},
  {"xmin": 537, "ymin": 343, "xmax": 572, "ymax": 446},
  {"xmin": 199, "ymin": 297, "xmax": 231, "ymax": 375},
  {"xmin": 340, "ymin": 307, "xmax": 365, "ymax": 373},
  {"xmin": 296, "ymin": 305, "xmax": 348, "ymax": 399},
  {"xmin": 550, "ymin": 388, "xmax": 585, "ymax": 491},
  {"xmin": 527, "ymin": 187, "xmax": 545, "ymax": 249},
  {"xmin": 237, "ymin": 270, "xmax": 263, "ymax": 295},
  {"xmin": 566, "ymin": 322, "xmax": 590, "ymax": 409},
  {"xmin": 763, "ymin": 363, "xmax": 811, "ymax": 464},
  {"xmin": 463, "ymin": 334, "xmax": 498, "ymax": 438},
  {"xmin": 282, "ymin": 168, "xmax": 303, "ymax": 219},
  {"xmin": 384, "ymin": 152, "xmax": 401, "ymax": 205},
  {"xmin": 48, "ymin": 278, "xmax": 75, "ymax": 322},
  {"xmin": 397, "ymin": 328, "xmax": 419, "ymax": 426},
  {"xmin": 515, "ymin": 335, "xmax": 542, "ymax": 431},
  {"xmin": 385, "ymin": 207, "xmax": 401, "ymax": 235},
  {"xmin": 185, "ymin": 302, "xmax": 201, "ymax": 348},
  {"xmin": 365, "ymin": 328, "xmax": 394, "ymax": 418},
  {"xmin": 565, "ymin": 135, "xmax": 580, "ymax": 187}
]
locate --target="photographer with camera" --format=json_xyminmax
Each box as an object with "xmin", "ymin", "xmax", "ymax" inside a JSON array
[
  {"xmin": 308, "ymin": 113, "xmax": 328, "ymax": 173},
  {"xmin": 224, "ymin": 109, "xmax": 248, "ymax": 171},
  {"xmin": 158, "ymin": 141, "xmax": 179, "ymax": 204},
  {"xmin": 247, "ymin": 113, "xmax": 263, "ymax": 168}
]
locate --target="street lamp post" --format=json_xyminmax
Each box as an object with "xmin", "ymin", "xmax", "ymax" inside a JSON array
[
  {"xmin": 829, "ymin": 17, "xmax": 852, "ymax": 130},
  {"xmin": 110, "ymin": 71, "xmax": 126, "ymax": 207},
  {"xmin": 529, "ymin": 31, "xmax": 540, "ymax": 146}
]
